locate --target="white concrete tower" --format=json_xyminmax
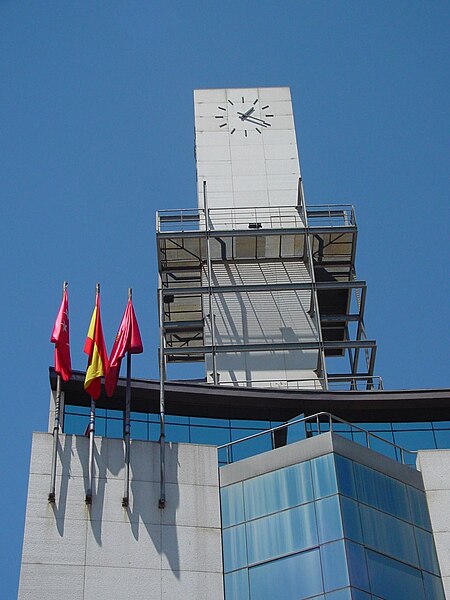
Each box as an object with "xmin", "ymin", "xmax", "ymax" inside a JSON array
[{"xmin": 194, "ymin": 87, "xmax": 322, "ymax": 388}]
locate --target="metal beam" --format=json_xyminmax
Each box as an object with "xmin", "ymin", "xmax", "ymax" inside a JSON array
[
  {"xmin": 161, "ymin": 280, "xmax": 367, "ymax": 297},
  {"xmin": 156, "ymin": 225, "xmax": 356, "ymax": 240},
  {"xmin": 163, "ymin": 339, "xmax": 377, "ymax": 357}
]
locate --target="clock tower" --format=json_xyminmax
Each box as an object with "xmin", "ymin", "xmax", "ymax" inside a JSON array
[{"xmin": 193, "ymin": 87, "xmax": 322, "ymax": 388}]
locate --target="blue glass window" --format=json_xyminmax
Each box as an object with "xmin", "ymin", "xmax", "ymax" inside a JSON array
[
  {"xmin": 243, "ymin": 462, "xmax": 313, "ymax": 520},
  {"xmin": 311, "ymin": 454, "xmax": 338, "ymax": 499},
  {"xmin": 394, "ymin": 430, "xmax": 437, "ymax": 451},
  {"xmin": 95, "ymin": 417, "xmax": 106, "ymax": 437},
  {"xmin": 359, "ymin": 504, "xmax": 418, "ymax": 567},
  {"xmin": 222, "ymin": 524, "xmax": 247, "ymax": 572},
  {"xmin": 415, "ymin": 527, "xmax": 441, "ymax": 575},
  {"xmin": 422, "ymin": 571, "xmax": 446, "ymax": 600},
  {"xmin": 249, "ymin": 548, "xmax": 323, "ymax": 600},
  {"xmin": 367, "ymin": 431, "xmax": 398, "ymax": 460},
  {"xmin": 335, "ymin": 455, "xmax": 357, "ymax": 498},
  {"xmin": 340, "ymin": 496, "xmax": 363, "ymax": 544},
  {"xmin": 224, "ymin": 568, "xmax": 249, "ymax": 600},
  {"xmin": 191, "ymin": 416, "xmax": 229, "ymax": 426},
  {"xmin": 165, "ymin": 423, "xmax": 190, "ymax": 443},
  {"xmin": 221, "ymin": 483, "xmax": 245, "ymax": 528},
  {"xmin": 316, "ymin": 495, "xmax": 343, "ymax": 543},
  {"xmin": 230, "ymin": 430, "xmax": 272, "ymax": 463},
  {"xmin": 105, "ymin": 415, "xmax": 123, "ymax": 438},
  {"xmin": 320, "ymin": 539, "xmax": 350, "ymax": 592},
  {"xmin": 246, "ymin": 502, "xmax": 317, "ymax": 564},
  {"xmin": 165, "ymin": 415, "xmax": 189, "ymax": 424},
  {"xmin": 407, "ymin": 486, "xmax": 432, "ymax": 530},
  {"xmin": 433, "ymin": 429, "xmax": 450, "ymax": 449},
  {"xmin": 190, "ymin": 426, "xmax": 231, "ymax": 445},
  {"xmin": 130, "ymin": 419, "xmax": 148, "ymax": 440},
  {"xmin": 345, "ymin": 541, "xmax": 369, "ymax": 592},
  {"xmin": 64, "ymin": 413, "xmax": 89, "ymax": 436},
  {"xmin": 349, "ymin": 589, "xmax": 371, "ymax": 600},
  {"xmin": 324, "ymin": 589, "xmax": 352, "ymax": 600},
  {"xmin": 366, "ymin": 550, "xmax": 426, "ymax": 600},
  {"xmin": 353, "ymin": 463, "xmax": 411, "ymax": 521}
]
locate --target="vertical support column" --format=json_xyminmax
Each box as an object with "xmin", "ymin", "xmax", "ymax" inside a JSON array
[
  {"xmin": 158, "ymin": 280, "xmax": 166, "ymax": 509},
  {"xmin": 299, "ymin": 178, "xmax": 328, "ymax": 389},
  {"xmin": 203, "ymin": 180, "xmax": 218, "ymax": 385}
]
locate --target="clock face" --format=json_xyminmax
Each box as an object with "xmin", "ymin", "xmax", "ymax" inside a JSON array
[{"xmin": 215, "ymin": 95, "xmax": 274, "ymax": 136}]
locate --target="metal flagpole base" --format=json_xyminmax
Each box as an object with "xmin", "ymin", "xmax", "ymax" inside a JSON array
[
  {"xmin": 122, "ymin": 497, "xmax": 129, "ymax": 507},
  {"xmin": 48, "ymin": 492, "xmax": 56, "ymax": 503}
]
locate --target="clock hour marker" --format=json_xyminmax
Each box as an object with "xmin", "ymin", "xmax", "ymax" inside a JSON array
[
  {"xmin": 262, "ymin": 105, "xmax": 269, "ymax": 110},
  {"xmin": 256, "ymin": 128, "xmax": 261, "ymax": 134},
  {"xmin": 253, "ymin": 99, "xmax": 259, "ymax": 105},
  {"xmin": 242, "ymin": 96, "xmax": 244, "ymax": 103},
  {"xmin": 265, "ymin": 114, "xmax": 274, "ymax": 118},
  {"xmin": 230, "ymin": 128, "xmax": 236, "ymax": 134},
  {"xmin": 219, "ymin": 123, "xmax": 227, "ymax": 128},
  {"xmin": 228, "ymin": 99, "xmax": 234, "ymax": 105},
  {"xmin": 215, "ymin": 115, "xmax": 224, "ymax": 118},
  {"xmin": 218, "ymin": 106, "xmax": 226, "ymax": 111},
  {"xmin": 245, "ymin": 130, "xmax": 247, "ymax": 137}
]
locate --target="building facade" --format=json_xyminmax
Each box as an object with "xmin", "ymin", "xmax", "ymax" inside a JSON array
[{"xmin": 19, "ymin": 88, "xmax": 450, "ymax": 599}]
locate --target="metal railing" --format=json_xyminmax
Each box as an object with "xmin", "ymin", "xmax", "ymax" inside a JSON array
[
  {"xmin": 306, "ymin": 204, "xmax": 356, "ymax": 228},
  {"xmin": 156, "ymin": 204, "xmax": 356, "ymax": 234},
  {"xmin": 217, "ymin": 375, "xmax": 384, "ymax": 391},
  {"xmin": 217, "ymin": 411, "xmax": 416, "ymax": 467}
]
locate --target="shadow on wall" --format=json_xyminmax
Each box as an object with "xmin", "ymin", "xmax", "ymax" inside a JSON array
[{"xmin": 52, "ymin": 435, "xmax": 181, "ymax": 577}]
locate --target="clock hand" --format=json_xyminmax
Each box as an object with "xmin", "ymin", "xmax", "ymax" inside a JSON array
[
  {"xmin": 237, "ymin": 107, "xmax": 256, "ymax": 120},
  {"xmin": 242, "ymin": 115, "xmax": 272, "ymax": 127}
]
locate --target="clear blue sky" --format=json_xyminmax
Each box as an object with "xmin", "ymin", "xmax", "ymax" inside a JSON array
[{"xmin": 1, "ymin": 1, "xmax": 449, "ymax": 596}]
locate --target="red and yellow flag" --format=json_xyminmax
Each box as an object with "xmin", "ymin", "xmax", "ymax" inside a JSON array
[{"xmin": 84, "ymin": 292, "xmax": 109, "ymax": 399}]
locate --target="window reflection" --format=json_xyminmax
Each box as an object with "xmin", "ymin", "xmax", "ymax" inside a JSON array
[
  {"xmin": 311, "ymin": 454, "xmax": 337, "ymax": 499},
  {"xmin": 224, "ymin": 569, "xmax": 249, "ymax": 600},
  {"xmin": 320, "ymin": 540, "xmax": 349, "ymax": 592},
  {"xmin": 222, "ymin": 524, "xmax": 247, "ymax": 572},
  {"xmin": 246, "ymin": 503, "xmax": 317, "ymax": 564},
  {"xmin": 316, "ymin": 495, "xmax": 343, "ymax": 544},
  {"xmin": 249, "ymin": 548, "xmax": 323, "ymax": 600},
  {"xmin": 243, "ymin": 462, "xmax": 313, "ymax": 520},
  {"xmin": 359, "ymin": 504, "xmax": 418, "ymax": 567},
  {"xmin": 353, "ymin": 462, "xmax": 411, "ymax": 521},
  {"xmin": 366, "ymin": 549, "xmax": 426, "ymax": 600},
  {"xmin": 221, "ymin": 483, "xmax": 245, "ymax": 528}
]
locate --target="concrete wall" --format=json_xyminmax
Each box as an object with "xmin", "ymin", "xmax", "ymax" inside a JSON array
[
  {"xmin": 18, "ymin": 433, "xmax": 224, "ymax": 600},
  {"xmin": 417, "ymin": 450, "xmax": 450, "ymax": 599},
  {"xmin": 194, "ymin": 87, "xmax": 300, "ymax": 209}
]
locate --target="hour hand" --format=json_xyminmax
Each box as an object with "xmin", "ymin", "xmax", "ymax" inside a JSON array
[{"xmin": 238, "ymin": 107, "xmax": 255, "ymax": 120}]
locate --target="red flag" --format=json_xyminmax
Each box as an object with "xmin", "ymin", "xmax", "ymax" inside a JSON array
[
  {"xmin": 50, "ymin": 288, "xmax": 72, "ymax": 382},
  {"xmin": 84, "ymin": 292, "xmax": 109, "ymax": 400},
  {"xmin": 105, "ymin": 299, "xmax": 143, "ymax": 397}
]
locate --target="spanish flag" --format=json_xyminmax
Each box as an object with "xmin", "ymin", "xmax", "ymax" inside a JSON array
[{"xmin": 84, "ymin": 290, "xmax": 109, "ymax": 399}]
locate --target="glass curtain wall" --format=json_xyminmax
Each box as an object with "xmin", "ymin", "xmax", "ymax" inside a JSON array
[{"xmin": 220, "ymin": 452, "xmax": 445, "ymax": 600}]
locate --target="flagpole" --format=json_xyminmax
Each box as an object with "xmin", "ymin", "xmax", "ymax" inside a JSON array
[
  {"xmin": 86, "ymin": 397, "xmax": 95, "ymax": 504},
  {"xmin": 86, "ymin": 282, "xmax": 99, "ymax": 505},
  {"xmin": 48, "ymin": 281, "xmax": 67, "ymax": 503},
  {"xmin": 122, "ymin": 288, "xmax": 132, "ymax": 507}
]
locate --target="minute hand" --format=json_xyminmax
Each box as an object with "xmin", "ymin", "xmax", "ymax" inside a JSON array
[{"xmin": 237, "ymin": 113, "xmax": 272, "ymax": 127}]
